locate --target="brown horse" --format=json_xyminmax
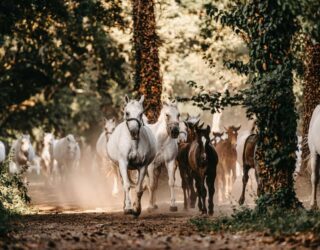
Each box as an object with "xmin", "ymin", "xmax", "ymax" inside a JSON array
[
  {"xmin": 177, "ymin": 119, "xmax": 198, "ymax": 210},
  {"xmin": 215, "ymin": 125, "xmax": 241, "ymax": 201},
  {"xmin": 188, "ymin": 125, "xmax": 218, "ymax": 215},
  {"xmin": 238, "ymin": 133, "xmax": 259, "ymax": 205},
  {"xmin": 211, "ymin": 131, "xmax": 225, "ymax": 146}
]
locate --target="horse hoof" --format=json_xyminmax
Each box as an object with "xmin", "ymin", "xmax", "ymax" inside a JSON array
[
  {"xmin": 131, "ymin": 209, "xmax": 141, "ymax": 218},
  {"xmin": 239, "ymin": 198, "xmax": 244, "ymax": 205},
  {"xmin": 169, "ymin": 206, "xmax": 178, "ymax": 212},
  {"xmin": 124, "ymin": 209, "xmax": 133, "ymax": 215},
  {"xmin": 208, "ymin": 211, "xmax": 214, "ymax": 216}
]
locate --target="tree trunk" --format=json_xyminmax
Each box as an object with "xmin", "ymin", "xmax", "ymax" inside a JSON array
[
  {"xmin": 132, "ymin": 0, "xmax": 162, "ymax": 123},
  {"xmin": 301, "ymin": 44, "xmax": 320, "ymax": 174}
]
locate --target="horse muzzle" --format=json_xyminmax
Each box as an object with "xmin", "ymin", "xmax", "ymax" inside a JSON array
[
  {"xmin": 130, "ymin": 130, "xmax": 140, "ymax": 140},
  {"xmin": 170, "ymin": 125, "xmax": 180, "ymax": 139}
]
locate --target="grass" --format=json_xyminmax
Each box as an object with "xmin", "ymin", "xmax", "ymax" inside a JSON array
[{"xmin": 190, "ymin": 207, "xmax": 320, "ymax": 241}]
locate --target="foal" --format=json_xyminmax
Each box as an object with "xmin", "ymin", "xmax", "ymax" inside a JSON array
[
  {"xmin": 188, "ymin": 125, "xmax": 218, "ymax": 215},
  {"xmin": 176, "ymin": 119, "xmax": 198, "ymax": 210}
]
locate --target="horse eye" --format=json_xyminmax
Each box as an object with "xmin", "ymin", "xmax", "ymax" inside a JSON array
[
  {"xmin": 126, "ymin": 112, "xmax": 130, "ymax": 117},
  {"xmin": 166, "ymin": 114, "xmax": 170, "ymax": 118}
]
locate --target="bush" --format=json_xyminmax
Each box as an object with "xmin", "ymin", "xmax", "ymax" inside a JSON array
[{"xmin": 0, "ymin": 159, "xmax": 30, "ymax": 234}]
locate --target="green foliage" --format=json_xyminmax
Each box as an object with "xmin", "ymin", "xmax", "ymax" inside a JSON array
[
  {"xmin": 0, "ymin": 0, "xmax": 129, "ymax": 140},
  {"xmin": 184, "ymin": 0, "xmax": 302, "ymax": 208},
  {"xmin": 191, "ymin": 208, "xmax": 320, "ymax": 243},
  {"xmin": 0, "ymin": 159, "xmax": 30, "ymax": 233}
]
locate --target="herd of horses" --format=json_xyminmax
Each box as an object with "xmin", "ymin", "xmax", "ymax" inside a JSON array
[{"xmin": 1, "ymin": 96, "xmax": 320, "ymax": 217}]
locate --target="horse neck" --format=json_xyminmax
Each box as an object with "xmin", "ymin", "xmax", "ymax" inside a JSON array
[
  {"xmin": 187, "ymin": 128, "xmax": 196, "ymax": 143},
  {"xmin": 149, "ymin": 117, "xmax": 170, "ymax": 141}
]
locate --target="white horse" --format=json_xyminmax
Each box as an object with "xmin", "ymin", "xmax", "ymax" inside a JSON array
[
  {"xmin": 52, "ymin": 134, "xmax": 80, "ymax": 180},
  {"xmin": 96, "ymin": 118, "xmax": 119, "ymax": 196},
  {"xmin": 27, "ymin": 155, "xmax": 41, "ymax": 175},
  {"xmin": 146, "ymin": 100, "xmax": 180, "ymax": 212},
  {"xmin": 0, "ymin": 141, "xmax": 5, "ymax": 163},
  {"xmin": 9, "ymin": 134, "xmax": 35, "ymax": 174},
  {"xmin": 107, "ymin": 95, "xmax": 156, "ymax": 216},
  {"xmin": 41, "ymin": 133, "xmax": 55, "ymax": 180},
  {"xmin": 309, "ymin": 105, "xmax": 320, "ymax": 209}
]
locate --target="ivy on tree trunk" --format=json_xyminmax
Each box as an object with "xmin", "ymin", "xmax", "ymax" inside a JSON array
[
  {"xmin": 301, "ymin": 44, "xmax": 320, "ymax": 173},
  {"xmin": 132, "ymin": 0, "xmax": 162, "ymax": 123},
  {"xmin": 189, "ymin": 0, "xmax": 303, "ymax": 210}
]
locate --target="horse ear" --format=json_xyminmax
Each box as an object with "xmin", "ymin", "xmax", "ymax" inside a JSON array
[
  {"xmin": 236, "ymin": 125, "xmax": 241, "ymax": 131},
  {"xmin": 139, "ymin": 95, "xmax": 145, "ymax": 104},
  {"xmin": 163, "ymin": 100, "xmax": 168, "ymax": 106},
  {"xmin": 199, "ymin": 122, "xmax": 204, "ymax": 129},
  {"xmin": 111, "ymin": 118, "xmax": 115, "ymax": 123},
  {"xmin": 186, "ymin": 113, "xmax": 190, "ymax": 120},
  {"xmin": 124, "ymin": 95, "xmax": 130, "ymax": 104},
  {"xmin": 224, "ymin": 126, "xmax": 228, "ymax": 131},
  {"xmin": 196, "ymin": 113, "xmax": 201, "ymax": 119},
  {"xmin": 194, "ymin": 119, "xmax": 200, "ymax": 128}
]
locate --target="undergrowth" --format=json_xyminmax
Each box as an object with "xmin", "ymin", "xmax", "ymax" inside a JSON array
[
  {"xmin": 190, "ymin": 207, "xmax": 320, "ymax": 238},
  {"xmin": 0, "ymin": 159, "xmax": 30, "ymax": 234}
]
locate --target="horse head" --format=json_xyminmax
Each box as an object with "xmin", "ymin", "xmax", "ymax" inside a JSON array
[
  {"xmin": 211, "ymin": 131, "xmax": 224, "ymax": 145},
  {"xmin": 20, "ymin": 134, "xmax": 31, "ymax": 155},
  {"xmin": 161, "ymin": 100, "xmax": 180, "ymax": 139},
  {"xmin": 104, "ymin": 118, "xmax": 116, "ymax": 137},
  {"xmin": 224, "ymin": 125, "xmax": 241, "ymax": 146},
  {"xmin": 124, "ymin": 95, "xmax": 145, "ymax": 140},
  {"xmin": 195, "ymin": 125, "xmax": 211, "ymax": 166},
  {"xmin": 43, "ymin": 133, "xmax": 54, "ymax": 147}
]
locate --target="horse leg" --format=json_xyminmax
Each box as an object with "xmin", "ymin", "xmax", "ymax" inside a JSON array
[
  {"xmin": 181, "ymin": 173, "xmax": 188, "ymax": 210},
  {"xmin": 119, "ymin": 160, "xmax": 132, "ymax": 214},
  {"xmin": 194, "ymin": 177, "xmax": 202, "ymax": 212},
  {"xmin": 166, "ymin": 160, "xmax": 178, "ymax": 212},
  {"xmin": 147, "ymin": 163, "xmax": 157, "ymax": 211},
  {"xmin": 132, "ymin": 166, "xmax": 147, "ymax": 217},
  {"xmin": 310, "ymin": 154, "xmax": 320, "ymax": 210},
  {"xmin": 189, "ymin": 176, "xmax": 197, "ymax": 208},
  {"xmin": 239, "ymin": 164, "xmax": 250, "ymax": 205},
  {"xmin": 201, "ymin": 182, "xmax": 207, "ymax": 214},
  {"xmin": 111, "ymin": 163, "xmax": 119, "ymax": 197},
  {"xmin": 206, "ymin": 174, "xmax": 215, "ymax": 215}
]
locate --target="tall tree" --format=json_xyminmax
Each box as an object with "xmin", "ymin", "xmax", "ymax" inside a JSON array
[
  {"xmin": 132, "ymin": 0, "xmax": 162, "ymax": 123},
  {"xmin": 191, "ymin": 0, "xmax": 301, "ymax": 209},
  {"xmin": 299, "ymin": 0, "xmax": 320, "ymax": 173}
]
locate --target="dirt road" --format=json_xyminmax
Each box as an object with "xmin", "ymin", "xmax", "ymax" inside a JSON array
[
  {"xmin": 1, "ymin": 204, "xmax": 306, "ymax": 250},
  {"xmin": 0, "ymin": 170, "xmax": 311, "ymax": 249}
]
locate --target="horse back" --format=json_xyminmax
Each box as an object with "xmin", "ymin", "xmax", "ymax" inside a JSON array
[{"xmin": 243, "ymin": 134, "xmax": 258, "ymax": 168}]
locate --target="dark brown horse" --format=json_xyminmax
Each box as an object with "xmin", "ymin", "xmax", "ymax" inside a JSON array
[
  {"xmin": 238, "ymin": 133, "xmax": 259, "ymax": 205},
  {"xmin": 188, "ymin": 125, "xmax": 218, "ymax": 215},
  {"xmin": 177, "ymin": 120, "xmax": 198, "ymax": 210}
]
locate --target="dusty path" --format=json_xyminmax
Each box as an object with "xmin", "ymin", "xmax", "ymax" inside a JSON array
[
  {"xmin": 1, "ymin": 205, "xmax": 306, "ymax": 250},
  {"xmin": 0, "ymin": 170, "xmax": 312, "ymax": 249}
]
